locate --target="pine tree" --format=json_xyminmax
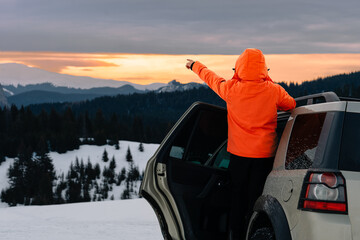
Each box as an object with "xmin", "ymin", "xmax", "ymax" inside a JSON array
[
  {"xmin": 126, "ymin": 146, "xmax": 133, "ymax": 162},
  {"xmin": 31, "ymin": 151, "xmax": 56, "ymax": 205},
  {"xmin": 66, "ymin": 177, "xmax": 82, "ymax": 203},
  {"xmin": 79, "ymin": 159, "xmax": 85, "ymax": 181},
  {"xmin": 117, "ymin": 167, "xmax": 126, "ymax": 186},
  {"xmin": 115, "ymin": 142, "xmax": 120, "ymax": 150},
  {"xmin": 69, "ymin": 162, "xmax": 77, "ymax": 179},
  {"xmin": 54, "ymin": 174, "xmax": 66, "ymax": 204},
  {"xmin": 103, "ymin": 166, "xmax": 110, "ymax": 179},
  {"xmin": 109, "ymin": 156, "xmax": 116, "ymax": 170},
  {"xmin": 66, "ymin": 161, "xmax": 82, "ymax": 203},
  {"xmin": 128, "ymin": 163, "xmax": 140, "ymax": 182},
  {"xmin": 2, "ymin": 143, "xmax": 33, "ymax": 206},
  {"xmin": 74, "ymin": 157, "xmax": 80, "ymax": 174},
  {"xmin": 101, "ymin": 180, "xmax": 109, "ymax": 199},
  {"xmin": 94, "ymin": 109, "xmax": 106, "ymax": 145},
  {"xmin": 85, "ymin": 158, "xmax": 95, "ymax": 181},
  {"xmin": 108, "ymin": 156, "xmax": 116, "ymax": 184},
  {"xmin": 102, "ymin": 149, "xmax": 109, "ymax": 162},
  {"xmin": 2, "ymin": 143, "xmax": 56, "ymax": 206},
  {"xmin": 121, "ymin": 180, "xmax": 131, "ymax": 200},
  {"xmin": 94, "ymin": 163, "xmax": 101, "ymax": 179},
  {"xmin": 138, "ymin": 142, "xmax": 144, "ymax": 152},
  {"xmin": 82, "ymin": 182, "xmax": 91, "ymax": 202}
]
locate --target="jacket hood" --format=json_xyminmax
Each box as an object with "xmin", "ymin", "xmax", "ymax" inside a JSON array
[{"xmin": 234, "ymin": 48, "xmax": 270, "ymax": 82}]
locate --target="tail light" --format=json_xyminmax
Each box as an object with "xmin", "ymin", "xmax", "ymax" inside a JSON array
[{"xmin": 298, "ymin": 171, "xmax": 348, "ymax": 214}]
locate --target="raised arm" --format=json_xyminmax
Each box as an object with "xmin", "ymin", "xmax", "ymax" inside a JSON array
[
  {"xmin": 276, "ymin": 85, "xmax": 296, "ymax": 111},
  {"xmin": 186, "ymin": 59, "xmax": 229, "ymax": 101}
]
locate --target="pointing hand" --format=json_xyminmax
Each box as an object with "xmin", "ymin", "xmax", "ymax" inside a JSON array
[{"xmin": 186, "ymin": 59, "xmax": 195, "ymax": 70}]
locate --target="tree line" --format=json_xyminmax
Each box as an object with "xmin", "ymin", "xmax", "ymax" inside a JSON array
[
  {"xmin": 0, "ymin": 70, "xmax": 359, "ymax": 163},
  {"xmin": 1, "ymin": 145, "xmax": 142, "ymax": 206},
  {"xmin": 0, "ymin": 87, "xmax": 225, "ymax": 162},
  {"xmin": 278, "ymin": 71, "xmax": 360, "ymax": 98}
]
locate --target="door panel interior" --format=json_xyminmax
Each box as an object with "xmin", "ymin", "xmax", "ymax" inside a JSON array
[{"xmin": 157, "ymin": 103, "xmax": 230, "ymax": 240}]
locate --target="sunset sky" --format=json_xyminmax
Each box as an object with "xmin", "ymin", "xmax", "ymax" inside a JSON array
[{"xmin": 1, "ymin": 0, "xmax": 359, "ymax": 85}]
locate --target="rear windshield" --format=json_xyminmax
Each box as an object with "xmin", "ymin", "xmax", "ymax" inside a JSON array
[{"xmin": 340, "ymin": 112, "xmax": 360, "ymax": 172}]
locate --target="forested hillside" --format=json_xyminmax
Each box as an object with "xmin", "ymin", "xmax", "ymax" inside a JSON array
[
  {"xmin": 0, "ymin": 70, "xmax": 359, "ymax": 163},
  {"xmin": 0, "ymin": 87, "xmax": 224, "ymax": 162},
  {"xmin": 279, "ymin": 71, "xmax": 360, "ymax": 98}
]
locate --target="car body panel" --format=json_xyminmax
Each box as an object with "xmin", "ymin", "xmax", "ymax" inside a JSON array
[
  {"xmin": 263, "ymin": 169, "xmax": 307, "ymax": 230},
  {"xmin": 342, "ymin": 171, "xmax": 360, "ymax": 239},
  {"xmin": 291, "ymin": 211, "xmax": 352, "ymax": 240}
]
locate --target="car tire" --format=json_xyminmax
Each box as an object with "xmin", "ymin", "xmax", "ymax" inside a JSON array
[{"xmin": 249, "ymin": 227, "xmax": 275, "ymax": 240}]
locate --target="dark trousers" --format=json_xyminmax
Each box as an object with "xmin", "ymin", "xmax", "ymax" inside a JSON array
[{"xmin": 227, "ymin": 154, "xmax": 274, "ymax": 240}]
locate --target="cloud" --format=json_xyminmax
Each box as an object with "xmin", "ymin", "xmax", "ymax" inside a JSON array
[
  {"xmin": 0, "ymin": 52, "xmax": 119, "ymax": 72},
  {"xmin": 27, "ymin": 60, "xmax": 118, "ymax": 72},
  {"xmin": 0, "ymin": 0, "xmax": 359, "ymax": 54}
]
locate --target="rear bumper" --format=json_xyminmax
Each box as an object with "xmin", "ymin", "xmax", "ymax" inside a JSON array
[{"xmin": 291, "ymin": 211, "xmax": 352, "ymax": 240}]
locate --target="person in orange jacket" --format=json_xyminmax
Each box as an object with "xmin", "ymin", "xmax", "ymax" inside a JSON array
[{"xmin": 186, "ymin": 48, "xmax": 296, "ymax": 240}]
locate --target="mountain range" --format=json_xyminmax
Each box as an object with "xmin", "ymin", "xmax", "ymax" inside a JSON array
[
  {"xmin": 0, "ymin": 63, "xmax": 166, "ymax": 90},
  {"xmin": 0, "ymin": 63, "xmax": 205, "ymax": 106}
]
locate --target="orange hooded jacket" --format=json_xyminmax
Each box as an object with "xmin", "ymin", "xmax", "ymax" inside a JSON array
[{"xmin": 192, "ymin": 48, "xmax": 296, "ymax": 158}]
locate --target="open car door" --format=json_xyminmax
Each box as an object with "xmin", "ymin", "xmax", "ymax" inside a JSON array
[{"xmin": 141, "ymin": 102, "xmax": 230, "ymax": 240}]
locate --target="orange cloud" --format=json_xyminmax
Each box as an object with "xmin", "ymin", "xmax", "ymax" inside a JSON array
[
  {"xmin": 0, "ymin": 51, "xmax": 119, "ymax": 72},
  {"xmin": 1, "ymin": 52, "xmax": 360, "ymax": 85}
]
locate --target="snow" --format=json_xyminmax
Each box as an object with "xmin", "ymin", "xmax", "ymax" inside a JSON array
[
  {"xmin": 0, "ymin": 157, "xmax": 14, "ymax": 192},
  {"xmin": 2, "ymin": 87, "xmax": 14, "ymax": 96},
  {"xmin": 49, "ymin": 140, "xmax": 159, "ymax": 177},
  {"xmin": 0, "ymin": 199, "xmax": 163, "ymax": 240},
  {"xmin": 0, "ymin": 140, "xmax": 163, "ymax": 239},
  {"xmin": 0, "ymin": 140, "xmax": 160, "ymax": 201}
]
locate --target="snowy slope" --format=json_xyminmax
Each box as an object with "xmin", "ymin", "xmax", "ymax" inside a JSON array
[
  {"xmin": 49, "ymin": 140, "xmax": 159, "ymax": 178},
  {"xmin": 0, "ymin": 199, "xmax": 162, "ymax": 240},
  {"xmin": 0, "ymin": 140, "xmax": 163, "ymax": 239},
  {"xmin": 0, "ymin": 140, "xmax": 160, "ymax": 201}
]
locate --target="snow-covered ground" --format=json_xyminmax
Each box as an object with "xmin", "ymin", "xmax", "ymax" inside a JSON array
[
  {"xmin": 0, "ymin": 140, "xmax": 163, "ymax": 239},
  {"xmin": 0, "ymin": 199, "xmax": 163, "ymax": 240},
  {"xmin": 0, "ymin": 140, "xmax": 160, "ymax": 201},
  {"xmin": 49, "ymin": 140, "xmax": 159, "ymax": 176}
]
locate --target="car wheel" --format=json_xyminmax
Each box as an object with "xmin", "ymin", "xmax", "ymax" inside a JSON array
[{"xmin": 249, "ymin": 227, "xmax": 275, "ymax": 240}]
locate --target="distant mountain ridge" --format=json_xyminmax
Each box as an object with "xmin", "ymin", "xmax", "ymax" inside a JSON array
[
  {"xmin": 157, "ymin": 80, "xmax": 205, "ymax": 93},
  {"xmin": 2, "ymin": 82, "xmax": 143, "ymax": 96},
  {"xmin": 0, "ymin": 63, "xmax": 205, "ymax": 106},
  {"xmin": 0, "ymin": 84, "xmax": 9, "ymax": 107},
  {"xmin": 7, "ymin": 90, "xmax": 102, "ymax": 106},
  {"xmin": 0, "ymin": 63, "xmax": 166, "ymax": 90}
]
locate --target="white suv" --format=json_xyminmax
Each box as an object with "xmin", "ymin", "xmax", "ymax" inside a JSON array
[{"xmin": 140, "ymin": 92, "xmax": 360, "ymax": 240}]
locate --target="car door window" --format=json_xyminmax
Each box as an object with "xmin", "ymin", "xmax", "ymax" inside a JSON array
[
  {"xmin": 168, "ymin": 109, "xmax": 228, "ymax": 165},
  {"xmin": 210, "ymin": 142, "xmax": 231, "ymax": 169},
  {"xmin": 285, "ymin": 113, "xmax": 327, "ymax": 170}
]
